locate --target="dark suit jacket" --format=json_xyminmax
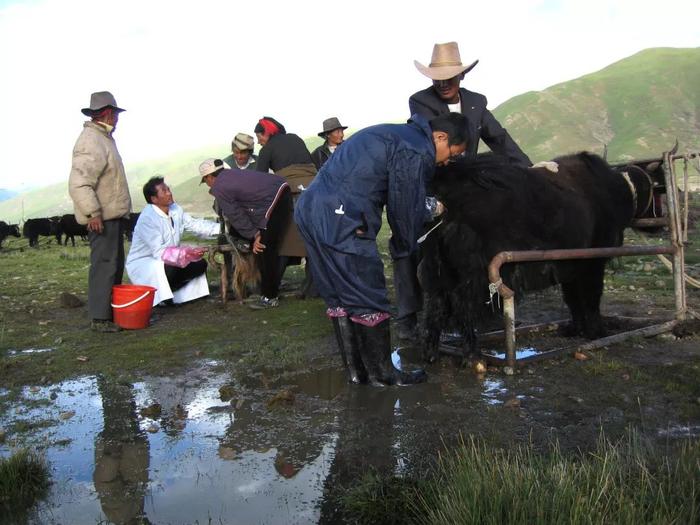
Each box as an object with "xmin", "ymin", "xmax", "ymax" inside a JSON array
[
  {"xmin": 310, "ymin": 143, "xmax": 333, "ymax": 170},
  {"xmin": 409, "ymin": 86, "xmax": 531, "ymax": 168}
]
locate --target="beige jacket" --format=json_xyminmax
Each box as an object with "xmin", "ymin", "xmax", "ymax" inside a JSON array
[{"xmin": 68, "ymin": 121, "xmax": 131, "ymax": 224}]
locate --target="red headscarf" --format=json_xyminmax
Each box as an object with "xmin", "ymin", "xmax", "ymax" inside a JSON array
[{"xmin": 257, "ymin": 118, "xmax": 280, "ymax": 137}]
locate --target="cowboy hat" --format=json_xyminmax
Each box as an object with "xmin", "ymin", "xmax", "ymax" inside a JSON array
[
  {"xmin": 317, "ymin": 117, "xmax": 348, "ymax": 137},
  {"xmin": 414, "ymin": 42, "xmax": 479, "ymax": 81},
  {"xmin": 81, "ymin": 91, "xmax": 125, "ymax": 116}
]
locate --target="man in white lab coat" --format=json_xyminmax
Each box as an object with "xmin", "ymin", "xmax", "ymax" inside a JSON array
[{"xmin": 126, "ymin": 176, "xmax": 220, "ymax": 306}]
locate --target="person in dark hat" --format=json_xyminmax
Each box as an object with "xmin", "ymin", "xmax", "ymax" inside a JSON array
[
  {"xmin": 393, "ymin": 42, "xmax": 533, "ymax": 340},
  {"xmin": 68, "ymin": 91, "xmax": 132, "ymax": 332},
  {"xmin": 310, "ymin": 117, "xmax": 348, "ymax": 170}
]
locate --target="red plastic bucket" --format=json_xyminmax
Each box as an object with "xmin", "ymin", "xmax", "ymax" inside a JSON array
[{"xmin": 111, "ymin": 285, "xmax": 156, "ymax": 330}]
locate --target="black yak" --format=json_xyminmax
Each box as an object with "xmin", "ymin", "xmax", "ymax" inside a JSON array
[
  {"xmin": 420, "ymin": 152, "xmax": 657, "ymax": 362},
  {"xmin": 0, "ymin": 221, "xmax": 20, "ymax": 248},
  {"xmin": 23, "ymin": 217, "xmax": 60, "ymax": 247},
  {"xmin": 58, "ymin": 214, "xmax": 88, "ymax": 246}
]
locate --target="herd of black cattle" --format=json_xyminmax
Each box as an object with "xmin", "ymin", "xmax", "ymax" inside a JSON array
[{"xmin": 0, "ymin": 213, "xmax": 140, "ymax": 249}]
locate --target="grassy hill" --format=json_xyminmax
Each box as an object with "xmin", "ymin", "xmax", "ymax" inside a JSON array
[
  {"xmin": 494, "ymin": 47, "xmax": 700, "ymax": 161},
  {"xmin": 0, "ymin": 135, "xmax": 327, "ymax": 222},
  {"xmin": 1, "ymin": 47, "xmax": 697, "ymax": 222}
]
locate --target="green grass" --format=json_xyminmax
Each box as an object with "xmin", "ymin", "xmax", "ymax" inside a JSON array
[
  {"xmin": 339, "ymin": 431, "xmax": 700, "ymax": 525},
  {"xmin": 0, "ymin": 236, "xmax": 331, "ymax": 397},
  {"xmin": 494, "ymin": 47, "xmax": 700, "ymax": 162},
  {"xmin": 0, "ymin": 449, "xmax": 50, "ymax": 519}
]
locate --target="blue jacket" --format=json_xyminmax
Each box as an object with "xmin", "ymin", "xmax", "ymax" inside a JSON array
[{"xmin": 295, "ymin": 114, "xmax": 435, "ymax": 261}]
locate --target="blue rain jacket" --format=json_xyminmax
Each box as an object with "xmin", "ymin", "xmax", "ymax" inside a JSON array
[{"xmin": 295, "ymin": 114, "xmax": 435, "ymax": 315}]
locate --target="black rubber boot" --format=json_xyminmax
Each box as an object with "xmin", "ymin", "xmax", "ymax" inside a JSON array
[
  {"xmin": 331, "ymin": 317, "xmax": 367, "ymax": 384},
  {"xmin": 355, "ymin": 319, "xmax": 427, "ymax": 386}
]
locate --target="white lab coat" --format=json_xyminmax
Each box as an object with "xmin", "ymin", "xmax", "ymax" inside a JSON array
[{"xmin": 126, "ymin": 203, "xmax": 220, "ymax": 305}]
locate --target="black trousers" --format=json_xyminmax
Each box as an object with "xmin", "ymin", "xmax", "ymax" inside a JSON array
[
  {"xmin": 258, "ymin": 189, "xmax": 293, "ymax": 299},
  {"xmin": 88, "ymin": 219, "xmax": 126, "ymax": 320},
  {"xmin": 392, "ymin": 251, "xmax": 423, "ymax": 322},
  {"xmin": 164, "ymin": 259, "xmax": 208, "ymax": 292}
]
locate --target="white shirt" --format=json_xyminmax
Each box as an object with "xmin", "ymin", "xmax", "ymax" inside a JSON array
[{"xmin": 126, "ymin": 203, "xmax": 219, "ymax": 305}]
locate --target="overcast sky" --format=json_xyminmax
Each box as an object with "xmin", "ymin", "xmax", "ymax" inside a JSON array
[{"xmin": 0, "ymin": 0, "xmax": 698, "ymax": 191}]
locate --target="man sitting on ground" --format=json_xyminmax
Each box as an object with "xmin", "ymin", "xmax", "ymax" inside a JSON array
[{"xmin": 126, "ymin": 176, "xmax": 220, "ymax": 306}]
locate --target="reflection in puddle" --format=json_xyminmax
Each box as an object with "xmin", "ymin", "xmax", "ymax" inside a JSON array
[
  {"xmin": 0, "ymin": 371, "xmax": 341, "ymax": 524},
  {"xmin": 0, "ymin": 359, "xmax": 555, "ymax": 523},
  {"xmin": 2, "ymin": 364, "xmax": 448, "ymax": 524},
  {"xmin": 486, "ymin": 347, "xmax": 542, "ymax": 361},
  {"xmin": 7, "ymin": 347, "xmax": 55, "ymax": 357}
]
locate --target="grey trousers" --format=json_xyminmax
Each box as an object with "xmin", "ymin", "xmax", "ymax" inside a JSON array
[{"xmin": 88, "ymin": 219, "xmax": 125, "ymax": 320}]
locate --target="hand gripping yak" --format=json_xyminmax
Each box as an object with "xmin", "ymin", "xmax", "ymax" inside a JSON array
[{"xmin": 420, "ymin": 152, "xmax": 658, "ymax": 362}]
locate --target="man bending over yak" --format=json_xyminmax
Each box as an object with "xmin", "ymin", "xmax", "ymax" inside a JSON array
[
  {"xmin": 295, "ymin": 113, "xmax": 467, "ymax": 386},
  {"xmin": 126, "ymin": 177, "xmax": 220, "ymax": 307}
]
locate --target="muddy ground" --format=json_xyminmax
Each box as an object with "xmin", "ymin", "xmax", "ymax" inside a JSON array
[{"xmin": 0, "ymin": 228, "xmax": 699, "ymax": 524}]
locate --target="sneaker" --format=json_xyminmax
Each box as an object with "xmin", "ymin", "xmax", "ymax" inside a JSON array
[
  {"xmin": 91, "ymin": 319, "xmax": 122, "ymax": 333},
  {"xmin": 248, "ymin": 296, "xmax": 279, "ymax": 310}
]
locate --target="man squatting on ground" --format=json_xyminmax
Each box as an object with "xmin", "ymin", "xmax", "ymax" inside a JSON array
[
  {"xmin": 200, "ymin": 158, "xmax": 293, "ymax": 310},
  {"xmin": 295, "ymin": 112, "xmax": 468, "ymax": 386},
  {"xmin": 68, "ymin": 91, "xmax": 132, "ymax": 333},
  {"xmin": 393, "ymin": 42, "xmax": 533, "ymax": 339},
  {"xmin": 125, "ymin": 177, "xmax": 220, "ymax": 306}
]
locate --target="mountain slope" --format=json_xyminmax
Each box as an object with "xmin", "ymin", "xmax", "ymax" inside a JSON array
[
  {"xmin": 1, "ymin": 47, "xmax": 698, "ymax": 222},
  {"xmin": 494, "ymin": 47, "xmax": 700, "ymax": 161}
]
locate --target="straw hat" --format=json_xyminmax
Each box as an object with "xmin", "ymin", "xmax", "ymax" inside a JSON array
[
  {"xmin": 81, "ymin": 91, "xmax": 125, "ymax": 116},
  {"xmin": 414, "ymin": 42, "xmax": 478, "ymax": 81}
]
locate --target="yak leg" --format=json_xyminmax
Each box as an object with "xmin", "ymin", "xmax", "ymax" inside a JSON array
[
  {"xmin": 422, "ymin": 307, "xmax": 442, "ymax": 363},
  {"xmin": 561, "ymin": 260, "xmax": 606, "ymax": 339},
  {"xmin": 579, "ymin": 259, "xmax": 607, "ymax": 339},
  {"xmin": 561, "ymin": 279, "xmax": 585, "ymax": 337}
]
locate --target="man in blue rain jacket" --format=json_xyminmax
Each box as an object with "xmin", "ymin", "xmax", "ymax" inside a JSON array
[{"xmin": 295, "ymin": 112, "xmax": 467, "ymax": 386}]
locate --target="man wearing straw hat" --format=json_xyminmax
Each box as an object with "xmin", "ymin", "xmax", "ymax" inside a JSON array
[
  {"xmin": 68, "ymin": 91, "xmax": 132, "ymax": 333},
  {"xmin": 311, "ymin": 117, "xmax": 348, "ymax": 170},
  {"xmin": 392, "ymin": 42, "xmax": 533, "ymax": 340}
]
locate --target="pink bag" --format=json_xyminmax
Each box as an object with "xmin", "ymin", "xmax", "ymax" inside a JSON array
[{"xmin": 161, "ymin": 246, "xmax": 203, "ymax": 268}]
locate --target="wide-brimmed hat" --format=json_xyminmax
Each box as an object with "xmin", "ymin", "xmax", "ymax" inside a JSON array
[
  {"xmin": 81, "ymin": 91, "xmax": 125, "ymax": 116},
  {"xmin": 414, "ymin": 42, "xmax": 478, "ymax": 81},
  {"xmin": 318, "ymin": 117, "xmax": 348, "ymax": 137},
  {"xmin": 232, "ymin": 132, "xmax": 255, "ymax": 152}
]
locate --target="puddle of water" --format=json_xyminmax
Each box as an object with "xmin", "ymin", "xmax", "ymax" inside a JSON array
[
  {"xmin": 480, "ymin": 378, "xmax": 508, "ymax": 405},
  {"xmin": 0, "ymin": 361, "xmax": 541, "ymax": 524},
  {"xmin": 484, "ymin": 347, "xmax": 543, "ymax": 361},
  {"xmin": 7, "ymin": 347, "xmax": 55, "ymax": 357},
  {"xmin": 657, "ymin": 424, "xmax": 700, "ymax": 438}
]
